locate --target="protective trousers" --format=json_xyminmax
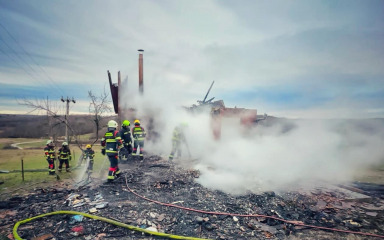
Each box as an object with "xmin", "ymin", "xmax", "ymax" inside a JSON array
[
  {"xmin": 132, "ymin": 140, "xmax": 144, "ymax": 159},
  {"xmin": 58, "ymin": 159, "xmax": 70, "ymax": 172},
  {"xmin": 125, "ymin": 143, "xmax": 133, "ymax": 154},
  {"xmin": 107, "ymin": 153, "xmax": 120, "ymax": 181},
  {"xmin": 47, "ymin": 158, "xmax": 55, "ymax": 175},
  {"xmin": 87, "ymin": 159, "xmax": 94, "ymax": 172},
  {"xmin": 169, "ymin": 140, "xmax": 181, "ymax": 160}
]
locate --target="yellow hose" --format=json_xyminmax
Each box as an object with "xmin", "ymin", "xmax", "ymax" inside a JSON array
[{"xmin": 13, "ymin": 210, "xmax": 210, "ymax": 240}]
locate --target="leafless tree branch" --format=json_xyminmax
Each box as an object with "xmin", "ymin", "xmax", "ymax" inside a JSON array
[
  {"xmin": 18, "ymin": 97, "xmax": 83, "ymax": 150},
  {"xmin": 88, "ymin": 88, "xmax": 112, "ymax": 145}
]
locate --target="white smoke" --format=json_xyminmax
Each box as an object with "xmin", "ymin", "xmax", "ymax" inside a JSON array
[
  {"xmin": 119, "ymin": 77, "xmax": 384, "ymax": 195},
  {"xmin": 196, "ymin": 119, "xmax": 384, "ymax": 194}
]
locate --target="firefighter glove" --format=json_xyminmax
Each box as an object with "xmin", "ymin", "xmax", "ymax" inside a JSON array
[{"xmin": 101, "ymin": 149, "xmax": 106, "ymax": 155}]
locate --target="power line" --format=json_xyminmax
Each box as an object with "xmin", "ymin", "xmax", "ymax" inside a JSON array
[
  {"xmin": 0, "ymin": 45, "xmax": 47, "ymax": 87},
  {"xmin": 0, "ymin": 36, "xmax": 60, "ymax": 93},
  {"xmin": 0, "ymin": 24, "xmax": 65, "ymax": 95},
  {"xmin": 0, "ymin": 22, "xmax": 65, "ymax": 95}
]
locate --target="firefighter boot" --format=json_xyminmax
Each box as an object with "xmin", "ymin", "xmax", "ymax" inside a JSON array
[
  {"xmin": 115, "ymin": 169, "xmax": 121, "ymax": 178},
  {"xmin": 107, "ymin": 170, "xmax": 115, "ymax": 182}
]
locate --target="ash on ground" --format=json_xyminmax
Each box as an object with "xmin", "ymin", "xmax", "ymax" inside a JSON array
[{"xmin": 1, "ymin": 155, "xmax": 384, "ymax": 240}]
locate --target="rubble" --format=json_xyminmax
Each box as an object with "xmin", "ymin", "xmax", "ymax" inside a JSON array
[
  {"xmin": 69, "ymin": 215, "xmax": 83, "ymax": 224},
  {"xmin": 0, "ymin": 155, "xmax": 383, "ymax": 239}
]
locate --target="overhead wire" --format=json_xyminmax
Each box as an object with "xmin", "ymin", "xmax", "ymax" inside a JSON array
[
  {"xmin": 0, "ymin": 46, "xmax": 46, "ymax": 87},
  {"xmin": 0, "ymin": 37, "xmax": 53, "ymax": 90},
  {"xmin": 0, "ymin": 23, "xmax": 65, "ymax": 95},
  {"xmin": 0, "ymin": 22, "xmax": 65, "ymax": 95}
]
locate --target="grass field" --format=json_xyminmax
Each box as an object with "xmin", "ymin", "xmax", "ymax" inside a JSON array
[{"xmin": 0, "ymin": 138, "xmax": 107, "ymax": 198}]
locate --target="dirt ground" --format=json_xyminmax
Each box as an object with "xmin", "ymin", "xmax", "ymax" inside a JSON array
[{"xmin": 1, "ymin": 154, "xmax": 384, "ymax": 240}]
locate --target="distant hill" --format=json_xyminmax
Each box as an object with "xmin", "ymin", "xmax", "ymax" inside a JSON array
[{"xmin": 0, "ymin": 114, "xmax": 107, "ymax": 138}]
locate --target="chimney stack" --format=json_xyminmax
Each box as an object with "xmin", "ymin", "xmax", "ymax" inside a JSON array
[{"xmin": 138, "ymin": 49, "xmax": 144, "ymax": 94}]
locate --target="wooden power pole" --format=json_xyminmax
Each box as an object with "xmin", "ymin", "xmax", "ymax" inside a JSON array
[{"xmin": 61, "ymin": 96, "xmax": 76, "ymax": 143}]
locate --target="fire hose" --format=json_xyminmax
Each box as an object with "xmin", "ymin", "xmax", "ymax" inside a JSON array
[
  {"xmin": 123, "ymin": 174, "xmax": 384, "ymax": 239},
  {"xmin": 12, "ymin": 210, "xmax": 210, "ymax": 240}
]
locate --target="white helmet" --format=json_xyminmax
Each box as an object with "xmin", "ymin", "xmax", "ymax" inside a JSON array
[
  {"xmin": 62, "ymin": 142, "xmax": 68, "ymax": 146},
  {"xmin": 47, "ymin": 140, "xmax": 52, "ymax": 145},
  {"xmin": 108, "ymin": 120, "xmax": 118, "ymax": 128}
]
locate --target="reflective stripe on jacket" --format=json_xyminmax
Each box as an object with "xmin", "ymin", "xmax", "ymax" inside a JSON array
[
  {"xmin": 103, "ymin": 130, "xmax": 122, "ymax": 153},
  {"xmin": 132, "ymin": 126, "xmax": 146, "ymax": 141},
  {"xmin": 172, "ymin": 127, "xmax": 185, "ymax": 142},
  {"xmin": 119, "ymin": 127, "xmax": 132, "ymax": 145},
  {"xmin": 44, "ymin": 146, "xmax": 55, "ymax": 159},
  {"xmin": 58, "ymin": 147, "xmax": 71, "ymax": 160},
  {"xmin": 84, "ymin": 149, "xmax": 95, "ymax": 159}
]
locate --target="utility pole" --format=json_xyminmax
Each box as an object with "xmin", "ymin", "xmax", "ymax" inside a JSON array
[{"xmin": 61, "ymin": 96, "xmax": 76, "ymax": 143}]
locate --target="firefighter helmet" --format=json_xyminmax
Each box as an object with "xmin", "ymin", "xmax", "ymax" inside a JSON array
[
  {"xmin": 86, "ymin": 144, "xmax": 91, "ymax": 149},
  {"xmin": 122, "ymin": 120, "xmax": 130, "ymax": 127},
  {"xmin": 108, "ymin": 120, "xmax": 118, "ymax": 128},
  {"xmin": 62, "ymin": 142, "xmax": 68, "ymax": 146},
  {"xmin": 46, "ymin": 140, "xmax": 52, "ymax": 145},
  {"xmin": 134, "ymin": 119, "xmax": 140, "ymax": 124}
]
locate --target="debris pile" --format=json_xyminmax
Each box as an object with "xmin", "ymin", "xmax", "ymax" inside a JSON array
[{"xmin": 1, "ymin": 155, "xmax": 383, "ymax": 239}]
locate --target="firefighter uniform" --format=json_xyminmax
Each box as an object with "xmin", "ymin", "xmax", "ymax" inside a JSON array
[
  {"xmin": 84, "ymin": 144, "xmax": 95, "ymax": 173},
  {"xmin": 58, "ymin": 142, "xmax": 71, "ymax": 172},
  {"xmin": 44, "ymin": 140, "xmax": 56, "ymax": 175},
  {"xmin": 119, "ymin": 120, "xmax": 133, "ymax": 156},
  {"xmin": 101, "ymin": 120, "xmax": 123, "ymax": 181},
  {"xmin": 132, "ymin": 119, "xmax": 146, "ymax": 160},
  {"xmin": 169, "ymin": 125, "xmax": 186, "ymax": 161}
]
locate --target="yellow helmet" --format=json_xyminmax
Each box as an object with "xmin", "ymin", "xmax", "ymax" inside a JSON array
[
  {"xmin": 134, "ymin": 119, "xmax": 140, "ymax": 124},
  {"xmin": 86, "ymin": 144, "xmax": 91, "ymax": 149}
]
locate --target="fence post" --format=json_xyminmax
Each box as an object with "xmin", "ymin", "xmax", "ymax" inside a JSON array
[{"xmin": 21, "ymin": 158, "xmax": 24, "ymax": 181}]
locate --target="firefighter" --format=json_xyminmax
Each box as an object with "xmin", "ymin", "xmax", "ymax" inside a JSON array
[
  {"xmin": 168, "ymin": 122, "xmax": 188, "ymax": 161},
  {"xmin": 119, "ymin": 120, "xmax": 133, "ymax": 159},
  {"xmin": 101, "ymin": 120, "xmax": 123, "ymax": 181},
  {"xmin": 58, "ymin": 142, "xmax": 71, "ymax": 172},
  {"xmin": 44, "ymin": 140, "xmax": 56, "ymax": 175},
  {"xmin": 84, "ymin": 144, "xmax": 95, "ymax": 173},
  {"xmin": 132, "ymin": 119, "xmax": 146, "ymax": 160}
]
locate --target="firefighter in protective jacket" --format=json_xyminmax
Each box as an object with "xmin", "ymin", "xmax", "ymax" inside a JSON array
[
  {"xmin": 132, "ymin": 119, "xmax": 146, "ymax": 160},
  {"xmin": 84, "ymin": 144, "xmax": 95, "ymax": 173},
  {"xmin": 58, "ymin": 142, "xmax": 71, "ymax": 172},
  {"xmin": 119, "ymin": 120, "xmax": 133, "ymax": 158},
  {"xmin": 44, "ymin": 140, "xmax": 56, "ymax": 175},
  {"xmin": 101, "ymin": 120, "xmax": 123, "ymax": 181},
  {"xmin": 169, "ymin": 123, "xmax": 188, "ymax": 161}
]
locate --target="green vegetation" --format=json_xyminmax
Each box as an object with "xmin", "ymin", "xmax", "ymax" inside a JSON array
[
  {"xmin": 17, "ymin": 140, "xmax": 47, "ymax": 149},
  {"xmin": 0, "ymin": 139, "xmax": 107, "ymax": 196}
]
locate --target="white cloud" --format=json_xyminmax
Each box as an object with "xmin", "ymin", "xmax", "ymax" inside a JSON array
[{"xmin": 0, "ymin": 0, "xmax": 384, "ymax": 118}]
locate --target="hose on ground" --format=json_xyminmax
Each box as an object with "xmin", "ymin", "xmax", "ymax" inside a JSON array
[
  {"xmin": 124, "ymin": 174, "xmax": 384, "ymax": 239},
  {"xmin": 13, "ymin": 210, "xmax": 210, "ymax": 240}
]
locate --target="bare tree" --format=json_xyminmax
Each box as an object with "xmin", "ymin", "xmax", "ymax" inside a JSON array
[
  {"xmin": 19, "ymin": 97, "xmax": 83, "ymax": 150},
  {"xmin": 88, "ymin": 89, "xmax": 112, "ymax": 145}
]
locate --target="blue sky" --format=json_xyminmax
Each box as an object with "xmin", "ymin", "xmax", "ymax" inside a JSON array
[{"xmin": 0, "ymin": 0, "xmax": 384, "ymax": 118}]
